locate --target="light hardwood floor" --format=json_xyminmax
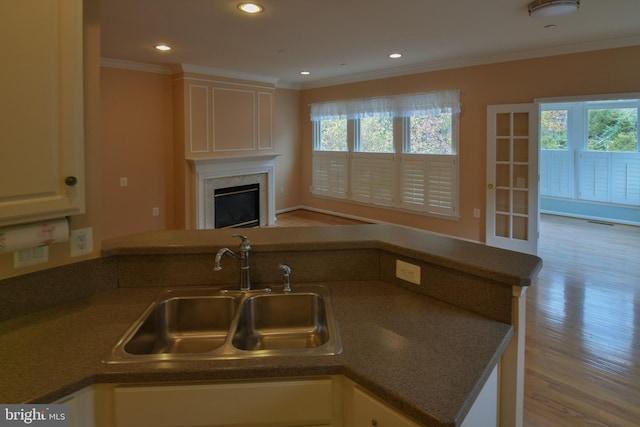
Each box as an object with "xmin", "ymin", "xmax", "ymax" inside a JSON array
[
  {"xmin": 272, "ymin": 209, "xmax": 369, "ymax": 227},
  {"xmin": 273, "ymin": 210, "xmax": 640, "ymax": 427},
  {"xmin": 524, "ymin": 215, "xmax": 640, "ymax": 427}
]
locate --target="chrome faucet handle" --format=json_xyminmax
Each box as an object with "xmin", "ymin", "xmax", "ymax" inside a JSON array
[
  {"xmin": 232, "ymin": 234, "xmax": 251, "ymax": 251},
  {"xmin": 279, "ymin": 264, "xmax": 292, "ymax": 292}
]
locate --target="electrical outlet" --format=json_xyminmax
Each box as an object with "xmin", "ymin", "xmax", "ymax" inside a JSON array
[
  {"xmin": 474, "ymin": 208, "xmax": 481, "ymax": 218},
  {"xmin": 152, "ymin": 207, "xmax": 160, "ymax": 217},
  {"xmin": 70, "ymin": 227, "xmax": 93, "ymax": 257},
  {"xmin": 396, "ymin": 260, "xmax": 421, "ymax": 285}
]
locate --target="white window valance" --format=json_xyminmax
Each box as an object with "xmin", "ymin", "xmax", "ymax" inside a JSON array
[{"xmin": 310, "ymin": 90, "xmax": 460, "ymax": 121}]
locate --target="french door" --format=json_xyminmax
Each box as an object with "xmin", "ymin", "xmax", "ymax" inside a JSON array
[{"xmin": 486, "ymin": 104, "xmax": 539, "ymax": 255}]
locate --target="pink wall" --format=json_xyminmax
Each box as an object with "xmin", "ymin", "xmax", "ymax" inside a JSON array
[
  {"xmin": 299, "ymin": 46, "xmax": 640, "ymax": 242},
  {"xmin": 274, "ymin": 88, "xmax": 302, "ymax": 210},
  {"xmin": 99, "ymin": 67, "xmax": 174, "ymax": 239}
]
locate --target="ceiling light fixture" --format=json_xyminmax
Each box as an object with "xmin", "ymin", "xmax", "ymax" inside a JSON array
[
  {"xmin": 300, "ymin": 71, "xmax": 311, "ymax": 75},
  {"xmin": 155, "ymin": 44, "xmax": 172, "ymax": 51},
  {"xmin": 528, "ymin": 0, "xmax": 580, "ymax": 17},
  {"xmin": 389, "ymin": 53, "xmax": 402, "ymax": 59},
  {"xmin": 238, "ymin": 3, "xmax": 264, "ymax": 14}
]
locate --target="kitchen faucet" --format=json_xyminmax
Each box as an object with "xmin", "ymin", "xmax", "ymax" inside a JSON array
[{"xmin": 214, "ymin": 234, "xmax": 252, "ymax": 291}]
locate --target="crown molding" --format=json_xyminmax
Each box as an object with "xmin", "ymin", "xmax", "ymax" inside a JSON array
[
  {"xmin": 174, "ymin": 63, "xmax": 279, "ymax": 86},
  {"xmin": 100, "ymin": 58, "xmax": 172, "ymax": 74}
]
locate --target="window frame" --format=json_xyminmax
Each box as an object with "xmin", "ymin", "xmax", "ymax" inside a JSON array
[
  {"xmin": 539, "ymin": 97, "xmax": 640, "ymax": 206},
  {"xmin": 310, "ymin": 92, "xmax": 460, "ymax": 218},
  {"xmin": 583, "ymin": 100, "xmax": 639, "ymax": 153},
  {"xmin": 404, "ymin": 112, "xmax": 459, "ymax": 155}
]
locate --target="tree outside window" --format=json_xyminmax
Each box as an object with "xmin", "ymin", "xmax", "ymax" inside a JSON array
[
  {"xmin": 359, "ymin": 117, "xmax": 394, "ymax": 152},
  {"xmin": 409, "ymin": 112, "xmax": 453, "ymax": 154},
  {"xmin": 319, "ymin": 119, "xmax": 347, "ymax": 151},
  {"xmin": 587, "ymin": 108, "xmax": 638, "ymax": 152},
  {"xmin": 541, "ymin": 109, "xmax": 568, "ymax": 150}
]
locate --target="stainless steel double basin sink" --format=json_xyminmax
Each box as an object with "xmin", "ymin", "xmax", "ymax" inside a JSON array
[{"xmin": 103, "ymin": 285, "xmax": 342, "ymax": 363}]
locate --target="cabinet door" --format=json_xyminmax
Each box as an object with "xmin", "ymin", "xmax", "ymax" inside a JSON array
[
  {"xmin": 113, "ymin": 378, "xmax": 334, "ymax": 427},
  {"xmin": 0, "ymin": 0, "xmax": 85, "ymax": 227},
  {"xmin": 54, "ymin": 386, "xmax": 96, "ymax": 427},
  {"xmin": 352, "ymin": 387, "xmax": 421, "ymax": 427}
]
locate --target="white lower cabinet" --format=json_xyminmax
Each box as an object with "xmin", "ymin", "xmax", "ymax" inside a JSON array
[
  {"xmin": 54, "ymin": 386, "xmax": 97, "ymax": 427},
  {"xmin": 112, "ymin": 378, "xmax": 336, "ymax": 427},
  {"xmin": 460, "ymin": 364, "xmax": 498, "ymax": 427},
  {"xmin": 351, "ymin": 388, "xmax": 421, "ymax": 427},
  {"xmin": 342, "ymin": 364, "xmax": 498, "ymax": 427},
  {"xmin": 342, "ymin": 378, "xmax": 421, "ymax": 427},
  {"xmin": 53, "ymin": 369, "xmax": 498, "ymax": 427}
]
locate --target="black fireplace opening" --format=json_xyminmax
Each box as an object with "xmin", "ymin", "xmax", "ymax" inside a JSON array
[{"xmin": 214, "ymin": 183, "xmax": 260, "ymax": 228}]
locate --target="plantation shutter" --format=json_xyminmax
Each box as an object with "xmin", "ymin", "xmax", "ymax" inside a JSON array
[
  {"xmin": 611, "ymin": 154, "xmax": 640, "ymax": 205},
  {"xmin": 400, "ymin": 156, "xmax": 426, "ymax": 209},
  {"xmin": 311, "ymin": 152, "xmax": 348, "ymax": 199},
  {"xmin": 540, "ymin": 150, "xmax": 572, "ymax": 198},
  {"xmin": 426, "ymin": 156, "xmax": 457, "ymax": 215},
  {"xmin": 400, "ymin": 155, "xmax": 456, "ymax": 216},
  {"xmin": 579, "ymin": 152, "xmax": 609, "ymax": 202},
  {"xmin": 351, "ymin": 153, "xmax": 394, "ymax": 206}
]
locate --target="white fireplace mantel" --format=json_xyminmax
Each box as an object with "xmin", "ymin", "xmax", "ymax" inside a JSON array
[{"xmin": 190, "ymin": 154, "xmax": 281, "ymax": 229}]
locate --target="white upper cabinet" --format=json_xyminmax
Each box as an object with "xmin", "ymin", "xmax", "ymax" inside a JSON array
[{"xmin": 0, "ymin": 0, "xmax": 85, "ymax": 227}]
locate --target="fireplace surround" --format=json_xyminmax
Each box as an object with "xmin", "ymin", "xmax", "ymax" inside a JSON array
[{"xmin": 191, "ymin": 154, "xmax": 280, "ymax": 229}]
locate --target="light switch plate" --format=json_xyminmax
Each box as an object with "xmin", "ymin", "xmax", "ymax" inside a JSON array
[{"xmin": 14, "ymin": 246, "xmax": 49, "ymax": 268}]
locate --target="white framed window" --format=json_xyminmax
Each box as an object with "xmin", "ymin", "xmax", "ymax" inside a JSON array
[
  {"xmin": 358, "ymin": 117, "xmax": 394, "ymax": 153},
  {"xmin": 316, "ymin": 118, "xmax": 348, "ymax": 152},
  {"xmin": 540, "ymin": 98, "xmax": 640, "ymax": 206},
  {"xmin": 310, "ymin": 90, "xmax": 460, "ymax": 217}
]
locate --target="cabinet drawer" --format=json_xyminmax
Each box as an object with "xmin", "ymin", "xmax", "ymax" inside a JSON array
[
  {"xmin": 352, "ymin": 387, "xmax": 420, "ymax": 427},
  {"xmin": 113, "ymin": 378, "xmax": 333, "ymax": 427}
]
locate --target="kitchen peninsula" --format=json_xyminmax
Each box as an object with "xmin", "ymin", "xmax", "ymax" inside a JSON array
[{"xmin": 0, "ymin": 224, "xmax": 541, "ymax": 427}]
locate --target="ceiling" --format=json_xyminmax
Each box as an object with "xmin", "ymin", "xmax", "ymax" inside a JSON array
[{"xmin": 100, "ymin": 0, "xmax": 640, "ymax": 89}]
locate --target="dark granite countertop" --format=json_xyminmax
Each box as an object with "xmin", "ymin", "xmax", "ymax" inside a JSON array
[{"xmin": 0, "ymin": 281, "xmax": 512, "ymax": 427}]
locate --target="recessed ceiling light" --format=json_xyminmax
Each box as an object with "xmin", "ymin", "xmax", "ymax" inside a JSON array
[
  {"xmin": 238, "ymin": 3, "xmax": 264, "ymax": 14},
  {"xmin": 300, "ymin": 71, "xmax": 311, "ymax": 75},
  {"xmin": 155, "ymin": 44, "xmax": 172, "ymax": 52},
  {"xmin": 389, "ymin": 53, "xmax": 402, "ymax": 59}
]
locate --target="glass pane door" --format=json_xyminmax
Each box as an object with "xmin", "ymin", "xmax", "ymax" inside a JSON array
[{"xmin": 486, "ymin": 105, "xmax": 539, "ymax": 255}]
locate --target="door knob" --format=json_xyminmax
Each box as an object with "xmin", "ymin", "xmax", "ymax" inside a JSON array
[
  {"xmin": 65, "ymin": 176, "xmax": 78, "ymax": 186},
  {"xmin": 488, "ymin": 184, "xmax": 494, "ymax": 189}
]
